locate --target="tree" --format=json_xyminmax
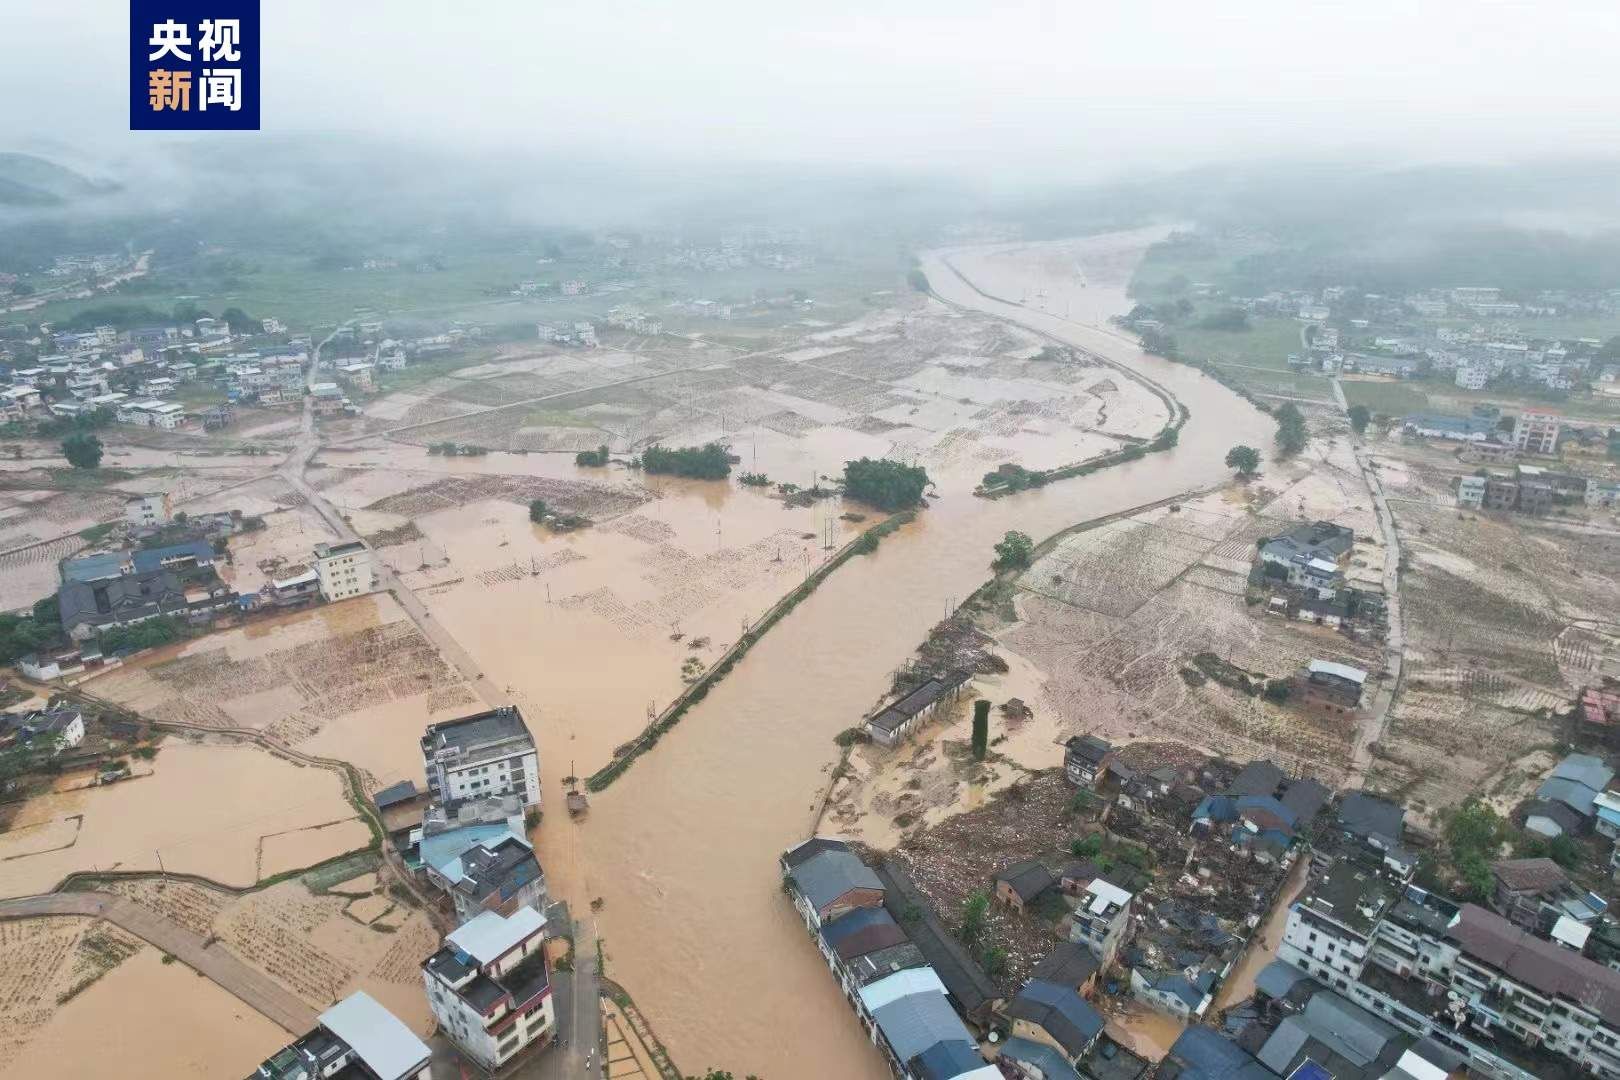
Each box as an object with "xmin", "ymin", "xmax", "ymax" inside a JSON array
[
  {"xmin": 960, "ymin": 891, "xmax": 990, "ymax": 944},
  {"xmin": 575, "ymin": 445, "xmax": 610, "ymax": 467},
  {"xmin": 529, "ymin": 499, "xmax": 548, "ymax": 523},
  {"xmin": 1225, "ymin": 444, "xmax": 1261, "ymax": 476},
  {"xmin": 992, "ymin": 531, "xmax": 1034, "ymax": 571},
  {"xmin": 61, "ymin": 432, "xmax": 103, "ymax": 469},
  {"xmin": 1274, "ymin": 402, "xmax": 1308, "ymax": 456},
  {"xmin": 842, "ymin": 458, "xmax": 930, "ymax": 511},
  {"xmin": 971, "ymin": 699, "xmax": 990, "ymax": 760},
  {"xmin": 640, "ymin": 443, "xmax": 732, "ymax": 480},
  {"xmin": 1348, "ymin": 404, "xmax": 1371, "ymax": 434}
]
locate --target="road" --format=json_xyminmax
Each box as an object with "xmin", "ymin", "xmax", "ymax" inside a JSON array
[
  {"xmin": 0, "ymin": 890, "xmax": 318, "ymax": 1034},
  {"xmin": 1331, "ymin": 376, "xmax": 1407, "ymax": 786}
]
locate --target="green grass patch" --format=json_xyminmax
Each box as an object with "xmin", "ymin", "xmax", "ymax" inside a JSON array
[
  {"xmin": 1339, "ymin": 380, "xmax": 1430, "ymax": 416},
  {"xmin": 1173, "ymin": 316, "xmax": 1305, "ymax": 373}
]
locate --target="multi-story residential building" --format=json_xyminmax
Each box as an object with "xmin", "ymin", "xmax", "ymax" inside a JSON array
[
  {"xmin": 1456, "ymin": 363, "xmax": 1490, "ymax": 390},
  {"xmin": 422, "ymin": 906, "xmax": 554, "ymax": 1071},
  {"xmin": 1512, "ymin": 409, "xmax": 1562, "ymax": 455},
  {"xmin": 1069, "ymin": 878, "xmax": 1132, "ymax": 969},
  {"xmin": 313, "ymin": 540, "xmax": 375, "ymax": 601},
  {"xmin": 422, "ymin": 707, "xmax": 541, "ymax": 809},
  {"xmin": 781, "ymin": 836, "xmax": 886, "ymax": 931},
  {"xmin": 246, "ymin": 990, "xmax": 433, "ymax": 1080},
  {"xmin": 1457, "ymin": 475, "xmax": 1487, "ymax": 509},
  {"xmin": 1063, "ymin": 735, "xmax": 1112, "ymax": 788},
  {"xmin": 1257, "ymin": 521, "xmax": 1354, "ymax": 600},
  {"xmin": 124, "ymin": 491, "xmax": 172, "ymax": 527},
  {"xmin": 1278, "ymin": 862, "xmax": 1399, "ymax": 991}
]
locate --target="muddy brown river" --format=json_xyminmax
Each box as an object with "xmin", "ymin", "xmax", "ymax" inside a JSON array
[{"xmin": 552, "ymin": 229, "xmax": 1275, "ymax": 1078}]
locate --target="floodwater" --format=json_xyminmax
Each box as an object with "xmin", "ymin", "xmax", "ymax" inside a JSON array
[
  {"xmin": 0, "ymin": 738, "xmax": 363, "ymax": 897},
  {"xmin": 0, "ymin": 944, "xmax": 290, "ymax": 1080},
  {"xmin": 526, "ymin": 229, "xmax": 1276, "ymax": 1079}
]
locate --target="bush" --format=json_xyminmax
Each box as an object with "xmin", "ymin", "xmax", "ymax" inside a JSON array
[
  {"xmin": 575, "ymin": 444, "xmax": 610, "ymax": 467},
  {"xmin": 992, "ymin": 531, "xmax": 1034, "ymax": 571},
  {"xmin": 738, "ymin": 471, "xmax": 770, "ymax": 487},
  {"xmin": 62, "ymin": 432, "xmax": 103, "ymax": 469}
]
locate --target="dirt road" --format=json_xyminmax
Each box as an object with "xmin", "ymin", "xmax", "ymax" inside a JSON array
[{"xmin": 0, "ymin": 890, "xmax": 317, "ymax": 1034}]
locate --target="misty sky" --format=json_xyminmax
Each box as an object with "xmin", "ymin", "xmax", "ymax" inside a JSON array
[{"xmin": 7, "ymin": 0, "xmax": 1619, "ymax": 176}]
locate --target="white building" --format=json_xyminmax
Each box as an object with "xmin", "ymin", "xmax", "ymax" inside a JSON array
[
  {"xmin": 313, "ymin": 540, "xmax": 375, "ymax": 601},
  {"xmin": 421, "ymin": 707, "xmax": 541, "ymax": 809},
  {"xmin": 1455, "ymin": 364, "xmax": 1489, "ymax": 390},
  {"xmin": 248, "ymin": 991, "xmax": 433, "ymax": 1080},
  {"xmin": 1278, "ymin": 862, "xmax": 1399, "ymax": 992},
  {"xmin": 1069, "ymin": 878, "xmax": 1133, "ymax": 969},
  {"xmin": 1511, "ymin": 410, "xmax": 1561, "ymax": 456},
  {"xmin": 124, "ymin": 492, "xmax": 172, "ymax": 527},
  {"xmin": 422, "ymin": 906, "xmax": 555, "ymax": 1071},
  {"xmin": 1457, "ymin": 476, "xmax": 1486, "ymax": 509}
]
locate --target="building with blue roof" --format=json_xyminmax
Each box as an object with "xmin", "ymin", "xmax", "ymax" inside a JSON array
[
  {"xmin": 872, "ymin": 991, "xmax": 972, "ymax": 1069},
  {"xmin": 910, "ymin": 1038, "xmax": 990, "ymax": 1080},
  {"xmin": 1159, "ymin": 1027, "xmax": 1274, "ymax": 1080},
  {"xmin": 131, "ymin": 539, "xmax": 215, "ymax": 575},
  {"xmin": 60, "ymin": 551, "xmax": 131, "ymax": 583},
  {"xmin": 997, "ymin": 1035, "xmax": 1082, "ymax": 1080},
  {"xmin": 1005, "ymin": 979, "xmax": 1105, "ymax": 1064}
]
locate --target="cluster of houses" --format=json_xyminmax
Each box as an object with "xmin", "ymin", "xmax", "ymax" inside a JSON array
[
  {"xmin": 534, "ymin": 321, "xmax": 598, "ymax": 347},
  {"xmin": 0, "ymin": 315, "xmax": 315, "ymax": 427},
  {"xmin": 781, "ymin": 836, "xmax": 1135, "ymax": 1080},
  {"xmin": 247, "ymin": 707, "xmax": 559, "ymax": 1078}
]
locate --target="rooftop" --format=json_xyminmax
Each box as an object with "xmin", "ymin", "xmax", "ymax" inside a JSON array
[
  {"xmin": 1295, "ymin": 862, "xmax": 1397, "ymax": 937},
  {"xmin": 868, "ymin": 672, "xmax": 968, "ymax": 734},
  {"xmin": 1491, "ymin": 856, "xmax": 1569, "ymax": 895},
  {"xmin": 446, "ymin": 905, "xmax": 547, "ymax": 965},
  {"xmin": 997, "ymin": 859, "xmax": 1056, "ymax": 902},
  {"xmin": 787, "ymin": 847, "xmax": 883, "ymax": 912},
  {"xmin": 1448, "ymin": 903, "xmax": 1620, "ymax": 1027},
  {"xmin": 316, "ymin": 992, "xmax": 431, "ymax": 1080},
  {"xmin": 1006, "ymin": 979, "xmax": 1105, "ymax": 1056},
  {"xmin": 422, "ymin": 707, "xmax": 534, "ymax": 764},
  {"xmin": 1307, "ymin": 659, "xmax": 1368, "ymax": 685}
]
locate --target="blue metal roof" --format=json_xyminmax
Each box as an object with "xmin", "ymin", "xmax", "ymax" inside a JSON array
[{"xmin": 132, "ymin": 540, "xmax": 214, "ymax": 574}]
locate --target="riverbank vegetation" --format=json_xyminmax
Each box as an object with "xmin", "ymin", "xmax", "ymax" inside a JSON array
[{"xmin": 842, "ymin": 457, "xmax": 930, "ymax": 511}]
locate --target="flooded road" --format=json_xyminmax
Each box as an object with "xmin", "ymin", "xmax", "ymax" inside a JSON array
[{"xmin": 560, "ymin": 229, "xmax": 1275, "ymax": 1078}]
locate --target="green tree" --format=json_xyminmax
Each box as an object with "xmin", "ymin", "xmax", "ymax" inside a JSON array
[
  {"xmin": 1274, "ymin": 403, "xmax": 1308, "ymax": 456},
  {"xmin": 961, "ymin": 891, "xmax": 990, "ymax": 944},
  {"xmin": 992, "ymin": 531, "xmax": 1034, "ymax": 571},
  {"xmin": 1348, "ymin": 404, "xmax": 1371, "ymax": 434},
  {"xmin": 981, "ymin": 944, "xmax": 1008, "ymax": 978},
  {"xmin": 842, "ymin": 458, "xmax": 931, "ymax": 511},
  {"xmin": 529, "ymin": 499, "xmax": 548, "ymax": 523},
  {"xmin": 1070, "ymin": 833, "xmax": 1103, "ymax": 858},
  {"xmin": 1225, "ymin": 444, "xmax": 1261, "ymax": 476},
  {"xmin": 640, "ymin": 443, "xmax": 733, "ymax": 479},
  {"xmin": 61, "ymin": 432, "xmax": 103, "ymax": 469},
  {"xmin": 971, "ymin": 699, "xmax": 990, "ymax": 760}
]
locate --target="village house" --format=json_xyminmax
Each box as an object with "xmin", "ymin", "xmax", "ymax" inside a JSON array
[
  {"xmin": 57, "ymin": 569, "xmax": 191, "ymax": 640},
  {"xmin": 0, "ymin": 708, "xmax": 85, "ymax": 755},
  {"xmin": 1489, "ymin": 857, "xmax": 1593, "ymax": 934},
  {"xmin": 1258, "ymin": 520, "xmax": 1355, "ymax": 600},
  {"xmin": 267, "ymin": 568, "xmax": 321, "ymax": 607},
  {"xmin": 1401, "ymin": 411, "xmax": 1496, "ymax": 442},
  {"xmin": 1130, "ymin": 967, "xmax": 1215, "ymax": 1022},
  {"xmin": 1067, "ymin": 877, "xmax": 1132, "ymax": 968},
  {"xmin": 864, "ymin": 672, "xmax": 969, "ymax": 748},
  {"xmin": 422, "ymin": 906, "xmax": 554, "ymax": 1071},
  {"xmin": 1456, "ymin": 475, "xmax": 1486, "ymax": 509},
  {"xmin": 1525, "ymin": 753, "xmax": 1614, "ymax": 838},
  {"xmin": 1029, "ymin": 941, "xmax": 1101, "ymax": 1000},
  {"xmin": 995, "ymin": 859, "xmax": 1057, "ymax": 913},
  {"xmin": 313, "ymin": 540, "xmax": 375, "ymax": 601},
  {"xmin": 246, "ymin": 990, "xmax": 433, "ymax": 1080},
  {"xmin": 421, "ymin": 706, "xmax": 541, "ymax": 810},
  {"xmin": 782, "ymin": 837, "xmax": 886, "ymax": 930},
  {"xmin": 1063, "ymin": 734, "xmax": 1113, "ymax": 788},
  {"xmin": 1278, "ymin": 861, "xmax": 1400, "ymax": 990},
  {"xmin": 1301, "ymin": 659, "xmax": 1368, "ymax": 709},
  {"xmin": 1003, "ymin": 980, "xmax": 1106, "ymax": 1067}
]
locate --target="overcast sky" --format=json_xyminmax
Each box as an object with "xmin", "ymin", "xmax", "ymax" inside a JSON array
[{"xmin": 8, "ymin": 0, "xmax": 1620, "ymax": 178}]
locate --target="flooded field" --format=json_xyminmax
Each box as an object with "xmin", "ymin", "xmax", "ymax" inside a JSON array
[
  {"xmin": 87, "ymin": 594, "xmax": 479, "ymax": 790},
  {"xmin": 544, "ymin": 229, "xmax": 1277, "ymax": 1079},
  {"xmin": 0, "ymin": 921, "xmax": 288, "ymax": 1080},
  {"xmin": 0, "ymin": 737, "xmax": 364, "ymax": 897}
]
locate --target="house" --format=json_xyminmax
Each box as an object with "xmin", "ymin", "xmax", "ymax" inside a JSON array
[
  {"xmin": 313, "ymin": 540, "xmax": 375, "ymax": 601},
  {"xmin": 268, "ymin": 568, "xmax": 321, "ymax": 607},
  {"xmin": 997, "ymin": 1036, "xmax": 1083, "ymax": 1080},
  {"xmin": 1278, "ymin": 862, "xmax": 1400, "ymax": 990},
  {"xmin": 247, "ymin": 990, "xmax": 433, "ymax": 1080},
  {"xmin": 864, "ymin": 672, "xmax": 969, "ymax": 748},
  {"xmin": 1068, "ymin": 878, "xmax": 1132, "ymax": 968},
  {"xmin": 372, "ymin": 779, "xmax": 419, "ymax": 813},
  {"xmin": 60, "ymin": 551, "xmax": 133, "ymax": 584},
  {"xmin": 782, "ymin": 837, "xmax": 884, "ymax": 930},
  {"xmin": 0, "ymin": 708, "xmax": 86, "ymax": 754},
  {"xmin": 1302, "ymin": 659, "xmax": 1368, "ymax": 708},
  {"xmin": 1004, "ymin": 980, "xmax": 1106, "ymax": 1065},
  {"xmin": 1512, "ymin": 409, "xmax": 1561, "ymax": 455},
  {"xmin": 440, "ymin": 835, "xmax": 547, "ymax": 926},
  {"xmin": 1256, "ymin": 989, "xmax": 1409, "ymax": 1080},
  {"xmin": 1158, "ymin": 1027, "xmax": 1272, "ymax": 1080},
  {"xmin": 1526, "ymin": 753, "xmax": 1615, "ymax": 837},
  {"xmin": 57, "ymin": 569, "xmax": 190, "ymax": 640},
  {"xmin": 1130, "ymin": 968, "xmax": 1214, "ymax": 1021},
  {"xmin": 866, "ymin": 978, "xmax": 996, "ymax": 1079},
  {"xmin": 1490, "ymin": 857, "xmax": 1589, "ymax": 934},
  {"xmin": 124, "ymin": 492, "xmax": 172, "ymax": 527},
  {"xmin": 1253, "ymin": 959, "xmax": 1319, "ymax": 1015},
  {"xmin": 132, "ymin": 539, "xmax": 215, "ymax": 575},
  {"xmin": 422, "ymin": 906, "xmax": 554, "ymax": 1070},
  {"xmin": 337, "ymin": 362, "xmax": 375, "ymax": 391},
  {"xmin": 1257, "ymin": 521, "xmax": 1354, "ymax": 599},
  {"xmin": 422, "ymin": 706, "xmax": 541, "ymax": 809},
  {"xmin": 1029, "ymin": 942, "xmax": 1101, "ymax": 999},
  {"xmin": 996, "ymin": 860, "xmax": 1056, "ymax": 913},
  {"xmin": 1063, "ymin": 735, "xmax": 1113, "ymax": 788},
  {"xmin": 1457, "ymin": 475, "xmax": 1486, "ymax": 509},
  {"xmin": 1401, "ymin": 412, "xmax": 1495, "ymax": 442}
]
